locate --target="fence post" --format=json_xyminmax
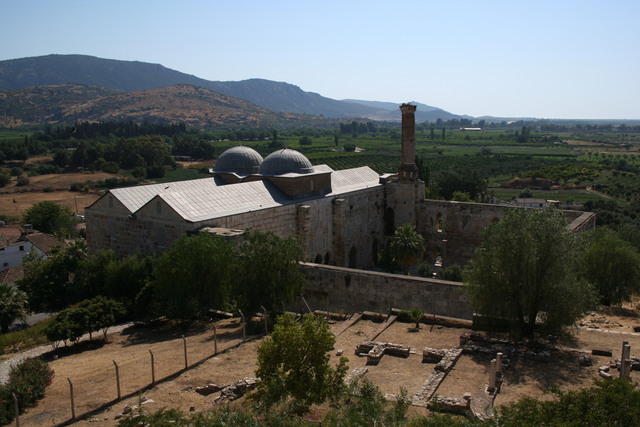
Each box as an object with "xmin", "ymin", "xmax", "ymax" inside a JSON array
[
  {"xmin": 238, "ymin": 310, "xmax": 246, "ymax": 342},
  {"xmin": 113, "ymin": 360, "xmax": 121, "ymax": 400},
  {"xmin": 182, "ymin": 335, "xmax": 188, "ymax": 369},
  {"xmin": 260, "ymin": 305, "xmax": 269, "ymax": 335},
  {"xmin": 149, "ymin": 350, "xmax": 155, "ymax": 385},
  {"xmin": 11, "ymin": 392, "xmax": 19, "ymax": 427},
  {"xmin": 301, "ymin": 296, "xmax": 312, "ymax": 313},
  {"xmin": 213, "ymin": 324, "xmax": 218, "ymax": 355},
  {"xmin": 67, "ymin": 378, "xmax": 75, "ymax": 420}
]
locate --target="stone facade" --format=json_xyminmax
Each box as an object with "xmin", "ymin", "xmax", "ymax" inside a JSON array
[{"xmin": 86, "ymin": 185, "xmax": 388, "ymax": 269}]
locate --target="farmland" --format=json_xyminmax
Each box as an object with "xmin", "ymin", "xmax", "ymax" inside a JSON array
[{"xmin": 1, "ymin": 122, "xmax": 640, "ymax": 228}]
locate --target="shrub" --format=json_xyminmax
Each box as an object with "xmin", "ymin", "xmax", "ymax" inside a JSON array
[
  {"xmin": 0, "ymin": 358, "xmax": 53, "ymax": 425},
  {"xmin": 0, "ymin": 170, "xmax": 9, "ymax": 187},
  {"xmin": 16, "ymin": 175, "xmax": 29, "ymax": 186},
  {"xmin": 255, "ymin": 313, "xmax": 348, "ymax": 411}
]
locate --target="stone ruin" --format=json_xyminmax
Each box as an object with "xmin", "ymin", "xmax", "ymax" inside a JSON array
[
  {"xmin": 212, "ymin": 377, "xmax": 260, "ymax": 404},
  {"xmin": 355, "ymin": 341, "xmax": 410, "ymax": 365}
]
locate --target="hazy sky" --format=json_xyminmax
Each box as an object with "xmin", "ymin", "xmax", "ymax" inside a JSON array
[{"xmin": 2, "ymin": 0, "xmax": 639, "ymax": 119}]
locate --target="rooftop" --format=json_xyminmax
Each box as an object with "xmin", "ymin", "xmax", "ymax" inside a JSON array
[{"xmin": 104, "ymin": 166, "xmax": 381, "ymax": 223}]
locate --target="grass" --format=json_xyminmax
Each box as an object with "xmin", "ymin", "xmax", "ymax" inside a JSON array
[
  {"xmin": 155, "ymin": 166, "xmax": 211, "ymax": 183},
  {"xmin": 0, "ymin": 317, "xmax": 53, "ymax": 356},
  {"xmin": 490, "ymin": 188, "xmax": 608, "ymax": 203}
]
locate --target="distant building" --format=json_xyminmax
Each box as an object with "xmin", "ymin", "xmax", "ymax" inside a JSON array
[
  {"xmin": 0, "ymin": 230, "xmax": 63, "ymax": 271},
  {"xmin": 512, "ymin": 198, "xmax": 560, "ymax": 209},
  {"xmin": 460, "ymin": 127, "xmax": 482, "ymax": 131}
]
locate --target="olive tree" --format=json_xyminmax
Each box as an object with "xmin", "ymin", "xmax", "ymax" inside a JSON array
[
  {"xmin": 464, "ymin": 208, "xmax": 595, "ymax": 337},
  {"xmin": 255, "ymin": 313, "xmax": 348, "ymax": 411},
  {"xmin": 235, "ymin": 231, "xmax": 305, "ymax": 315},
  {"xmin": 151, "ymin": 234, "xmax": 235, "ymax": 320}
]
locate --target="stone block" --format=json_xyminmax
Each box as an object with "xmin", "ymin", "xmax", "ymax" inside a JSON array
[
  {"xmin": 592, "ymin": 348, "xmax": 613, "ymax": 357},
  {"xmin": 423, "ymin": 347, "xmax": 447, "ymax": 363}
]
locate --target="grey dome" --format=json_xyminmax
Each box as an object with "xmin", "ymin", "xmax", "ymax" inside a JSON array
[
  {"xmin": 214, "ymin": 146, "xmax": 263, "ymax": 176},
  {"xmin": 260, "ymin": 149, "xmax": 313, "ymax": 175}
]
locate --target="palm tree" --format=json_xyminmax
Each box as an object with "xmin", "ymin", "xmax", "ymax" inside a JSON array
[
  {"xmin": 389, "ymin": 224, "xmax": 425, "ymax": 274},
  {"xmin": 0, "ymin": 284, "xmax": 29, "ymax": 333},
  {"xmin": 406, "ymin": 308, "xmax": 424, "ymax": 330}
]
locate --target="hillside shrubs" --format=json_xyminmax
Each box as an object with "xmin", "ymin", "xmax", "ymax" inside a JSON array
[{"xmin": 0, "ymin": 358, "xmax": 53, "ymax": 425}]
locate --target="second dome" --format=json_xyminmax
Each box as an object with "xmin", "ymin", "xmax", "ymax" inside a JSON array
[{"xmin": 260, "ymin": 149, "xmax": 313, "ymax": 175}]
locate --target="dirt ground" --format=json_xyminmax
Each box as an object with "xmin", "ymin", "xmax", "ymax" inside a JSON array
[
  {"xmin": 2, "ymin": 172, "xmax": 120, "ymax": 193},
  {"xmin": 18, "ymin": 319, "xmax": 247, "ymax": 426},
  {"xmin": 14, "ymin": 312, "xmax": 640, "ymax": 426},
  {"xmin": 0, "ymin": 191, "xmax": 100, "ymax": 217}
]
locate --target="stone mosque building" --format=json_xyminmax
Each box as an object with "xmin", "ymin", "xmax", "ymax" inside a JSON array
[{"xmin": 86, "ymin": 105, "xmax": 596, "ymax": 275}]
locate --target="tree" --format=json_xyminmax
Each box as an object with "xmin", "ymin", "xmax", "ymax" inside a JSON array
[
  {"xmin": 23, "ymin": 201, "xmax": 75, "ymax": 236},
  {"xmin": 389, "ymin": 224, "xmax": 424, "ymax": 274},
  {"xmin": 255, "ymin": 313, "xmax": 348, "ymax": 411},
  {"xmin": 18, "ymin": 241, "xmax": 87, "ymax": 311},
  {"xmin": 406, "ymin": 308, "xmax": 424, "ymax": 329},
  {"xmin": 324, "ymin": 379, "xmax": 410, "ymax": 426},
  {"xmin": 299, "ymin": 136, "xmax": 313, "ymax": 145},
  {"xmin": 580, "ymin": 229, "xmax": 640, "ymax": 305},
  {"xmin": 235, "ymin": 232, "xmax": 305, "ymax": 315},
  {"xmin": 0, "ymin": 170, "xmax": 9, "ymax": 187},
  {"xmin": 0, "ymin": 284, "xmax": 28, "ymax": 333},
  {"xmin": 464, "ymin": 208, "xmax": 594, "ymax": 337},
  {"xmin": 451, "ymin": 191, "xmax": 473, "ymax": 202},
  {"xmin": 151, "ymin": 234, "xmax": 235, "ymax": 320},
  {"xmin": 496, "ymin": 379, "xmax": 640, "ymax": 426},
  {"xmin": 83, "ymin": 296, "xmax": 125, "ymax": 340}
]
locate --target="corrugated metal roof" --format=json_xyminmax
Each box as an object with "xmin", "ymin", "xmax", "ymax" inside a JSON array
[
  {"xmin": 109, "ymin": 166, "xmax": 382, "ymax": 222},
  {"xmin": 110, "ymin": 177, "xmax": 224, "ymax": 212},
  {"xmin": 158, "ymin": 180, "xmax": 290, "ymax": 222},
  {"xmin": 330, "ymin": 167, "xmax": 381, "ymax": 194}
]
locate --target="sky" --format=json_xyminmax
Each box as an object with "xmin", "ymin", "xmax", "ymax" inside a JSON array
[{"xmin": 2, "ymin": 0, "xmax": 639, "ymax": 119}]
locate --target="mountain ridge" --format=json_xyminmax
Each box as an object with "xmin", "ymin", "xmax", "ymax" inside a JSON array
[
  {"xmin": 0, "ymin": 83, "xmax": 332, "ymax": 128},
  {"xmin": 0, "ymin": 54, "xmax": 462, "ymax": 121}
]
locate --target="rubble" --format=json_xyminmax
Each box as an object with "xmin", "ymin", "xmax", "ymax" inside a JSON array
[
  {"xmin": 195, "ymin": 383, "xmax": 224, "ymax": 396},
  {"xmin": 214, "ymin": 377, "xmax": 259, "ymax": 404},
  {"xmin": 422, "ymin": 347, "xmax": 447, "ymax": 363},
  {"xmin": 355, "ymin": 341, "xmax": 410, "ymax": 365},
  {"xmin": 428, "ymin": 394, "xmax": 471, "ymax": 415}
]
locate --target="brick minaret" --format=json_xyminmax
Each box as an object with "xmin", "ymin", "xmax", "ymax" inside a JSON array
[{"xmin": 399, "ymin": 103, "xmax": 418, "ymax": 181}]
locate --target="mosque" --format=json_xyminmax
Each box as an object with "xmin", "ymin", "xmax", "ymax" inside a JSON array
[{"xmin": 86, "ymin": 105, "xmax": 595, "ymax": 271}]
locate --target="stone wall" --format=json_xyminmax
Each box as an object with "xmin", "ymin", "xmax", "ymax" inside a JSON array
[
  {"xmin": 418, "ymin": 200, "xmax": 596, "ymax": 266},
  {"xmin": 299, "ymin": 262, "xmax": 472, "ymax": 320}
]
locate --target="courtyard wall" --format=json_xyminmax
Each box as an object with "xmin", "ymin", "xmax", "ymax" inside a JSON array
[{"xmin": 298, "ymin": 262, "xmax": 472, "ymax": 320}]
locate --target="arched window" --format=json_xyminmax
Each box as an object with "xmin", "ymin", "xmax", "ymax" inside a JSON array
[
  {"xmin": 348, "ymin": 246, "xmax": 357, "ymax": 268},
  {"xmin": 436, "ymin": 213, "xmax": 444, "ymax": 233},
  {"xmin": 324, "ymin": 252, "xmax": 331, "ymax": 264},
  {"xmin": 314, "ymin": 254, "xmax": 322, "ymax": 263},
  {"xmin": 384, "ymin": 207, "xmax": 395, "ymax": 235}
]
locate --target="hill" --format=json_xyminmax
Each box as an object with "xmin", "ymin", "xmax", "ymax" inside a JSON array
[
  {"xmin": 342, "ymin": 99, "xmax": 460, "ymax": 122},
  {"xmin": 0, "ymin": 84, "xmax": 326, "ymax": 128},
  {"xmin": 0, "ymin": 54, "xmax": 462, "ymax": 120}
]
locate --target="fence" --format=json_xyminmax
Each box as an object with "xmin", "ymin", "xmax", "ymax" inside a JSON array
[{"xmin": 13, "ymin": 318, "xmax": 255, "ymax": 427}]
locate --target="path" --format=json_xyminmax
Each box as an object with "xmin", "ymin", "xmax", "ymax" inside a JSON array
[{"xmin": 0, "ymin": 322, "xmax": 133, "ymax": 384}]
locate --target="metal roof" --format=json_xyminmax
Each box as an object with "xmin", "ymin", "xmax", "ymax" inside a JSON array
[
  {"xmin": 110, "ymin": 177, "xmax": 225, "ymax": 212},
  {"xmin": 108, "ymin": 166, "xmax": 382, "ymax": 222}
]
